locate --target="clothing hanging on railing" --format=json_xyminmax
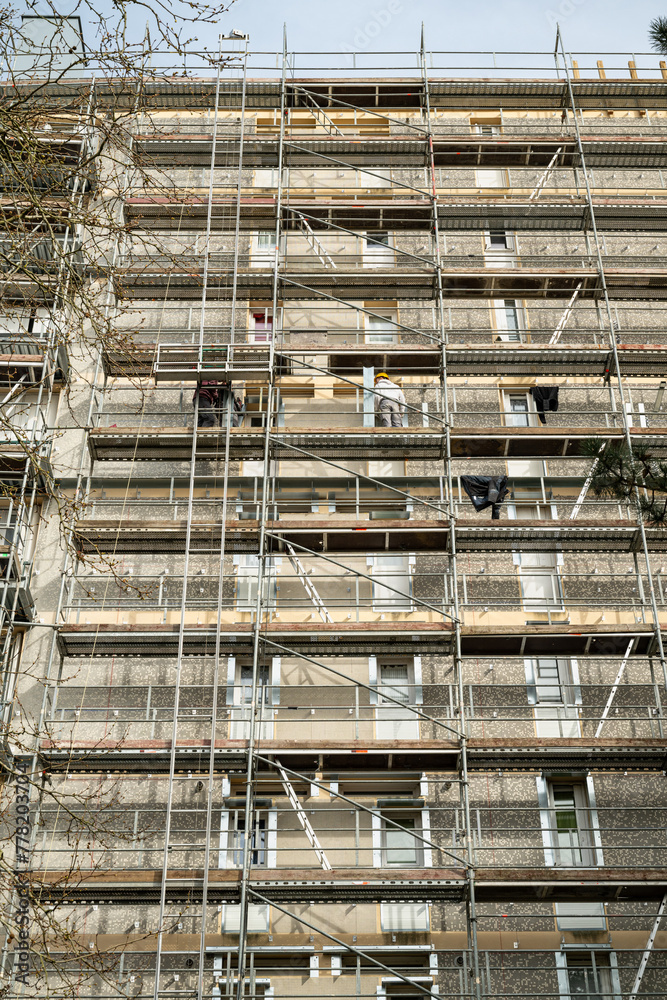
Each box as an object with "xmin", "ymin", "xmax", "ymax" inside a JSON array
[
  {"xmin": 530, "ymin": 385, "xmax": 559, "ymax": 425},
  {"xmin": 460, "ymin": 475, "xmax": 509, "ymax": 520}
]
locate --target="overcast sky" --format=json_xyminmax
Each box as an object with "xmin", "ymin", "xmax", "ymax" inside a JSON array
[
  {"xmin": 56, "ymin": 0, "xmax": 667, "ymax": 75},
  {"xmin": 227, "ymin": 0, "xmax": 664, "ymax": 58}
]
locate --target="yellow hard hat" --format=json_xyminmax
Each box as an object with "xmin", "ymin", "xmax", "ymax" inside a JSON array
[{"xmin": 374, "ymin": 371, "xmax": 389, "ymax": 381}]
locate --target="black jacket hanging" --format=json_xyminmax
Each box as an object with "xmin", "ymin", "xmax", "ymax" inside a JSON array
[
  {"xmin": 460, "ymin": 475, "xmax": 509, "ymax": 520},
  {"xmin": 530, "ymin": 385, "xmax": 559, "ymax": 425}
]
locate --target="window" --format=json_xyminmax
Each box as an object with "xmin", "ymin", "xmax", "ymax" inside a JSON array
[
  {"xmin": 518, "ymin": 552, "xmax": 563, "ymax": 613},
  {"xmin": 533, "ymin": 658, "xmax": 579, "ymax": 710},
  {"xmin": 228, "ymin": 659, "xmax": 276, "ymax": 739},
  {"xmin": 487, "ymin": 229, "xmax": 513, "ymax": 250},
  {"xmin": 382, "ymin": 979, "xmax": 434, "ymax": 1000},
  {"xmin": 365, "ymin": 311, "xmax": 397, "ymax": 344},
  {"xmin": 561, "ymin": 952, "xmax": 617, "ymax": 998},
  {"xmin": 249, "ymin": 309, "xmax": 273, "ymax": 343},
  {"xmin": 219, "ymin": 904, "xmax": 270, "ymax": 933},
  {"xmin": 382, "ymin": 815, "xmax": 422, "ymax": 867},
  {"xmin": 0, "ymin": 307, "xmax": 49, "ymax": 350},
  {"xmin": 375, "ymin": 660, "xmax": 419, "ymax": 738},
  {"xmin": 508, "ymin": 487, "xmax": 557, "ymax": 522},
  {"xmin": 555, "ymin": 902, "xmax": 606, "ymax": 931},
  {"xmin": 472, "ymin": 122, "xmax": 501, "ymax": 136},
  {"xmin": 505, "ymin": 393, "xmax": 530, "ymax": 428},
  {"xmin": 235, "ymin": 554, "xmax": 277, "ymax": 612},
  {"xmin": 485, "ymin": 229, "xmax": 517, "ymax": 269},
  {"xmin": 493, "ymin": 298, "xmax": 523, "ymax": 341},
  {"xmin": 371, "ymin": 556, "xmax": 412, "ymax": 612},
  {"xmin": 363, "ymin": 231, "xmax": 393, "ymax": 267},
  {"xmin": 548, "ymin": 781, "xmax": 595, "ymax": 867},
  {"xmin": 380, "ymin": 903, "xmax": 430, "ymax": 932},
  {"xmin": 476, "ymin": 168, "xmax": 507, "ymax": 187},
  {"xmin": 252, "ymin": 231, "xmax": 277, "ymax": 266},
  {"xmin": 257, "ymin": 231, "xmax": 277, "ymax": 250},
  {"xmin": 230, "ymin": 814, "xmax": 266, "ymax": 867},
  {"xmin": 379, "ymin": 663, "xmax": 411, "ymax": 706},
  {"xmin": 239, "ymin": 664, "xmax": 270, "ymax": 705},
  {"xmin": 219, "ymin": 793, "xmax": 276, "ymax": 870},
  {"xmin": 536, "ymin": 658, "xmax": 578, "ymax": 709}
]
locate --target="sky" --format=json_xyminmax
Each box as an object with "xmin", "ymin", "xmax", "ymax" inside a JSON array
[
  {"xmin": 22, "ymin": 0, "xmax": 667, "ymax": 76},
  {"xmin": 223, "ymin": 0, "xmax": 665, "ymax": 59}
]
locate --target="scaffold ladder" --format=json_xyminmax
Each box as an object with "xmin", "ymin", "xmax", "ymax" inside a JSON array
[
  {"xmin": 277, "ymin": 764, "xmax": 332, "ymax": 870},
  {"xmin": 629, "ymin": 893, "xmax": 667, "ymax": 999},
  {"xmin": 294, "ymin": 211, "xmax": 337, "ymax": 268},
  {"xmin": 285, "ymin": 541, "xmax": 334, "ymax": 622},
  {"xmin": 549, "ymin": 281, "xmax": 582, "ymax": 344},
  {"xmin": 299, "ymin": 90, "xmax": 345, "ymax": 135},
  {"xmin": 529, "ymin": 146, "xmax": 564, "ymax": 201}
]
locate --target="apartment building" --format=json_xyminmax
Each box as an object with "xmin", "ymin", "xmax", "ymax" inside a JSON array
[{"xmin": 3, "ymin": 31, "xmax": 667, "ymax": 1000}]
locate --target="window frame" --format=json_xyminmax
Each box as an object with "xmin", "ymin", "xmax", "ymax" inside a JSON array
[
  {"xmin": 380, "ymin": 813, "xmax": 424, "ymax": 868},
  {"xmin": 516, "ymin": 551, "xmax": 564, "ymax": 614},
  {"xmin": 235, "ymin": 553, "xmax": 279, "ymax": 612},
  {"xmin": 542, "ymin": 778, "xmax": 599, "ymax": 868},
  {"xmin": 365, "ymin": 309, "xmax": 398, "ymax": 345},
  {"xmin": 492, "ymin": 298, "xmax": 525, "ymax": 342},
  {"xmin": 555, "ymin": 950, "xmax": 621, "ymax": 999},
  {"xmin": 363, "ymin": 230, "xmax": 394, "ymax": 267},
  {"xmin": 370, "ymin": 554, "xmax": 414, "ymax": 613}
]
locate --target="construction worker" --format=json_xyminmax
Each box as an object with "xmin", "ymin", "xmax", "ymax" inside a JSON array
[
  {"xmin": 374, "ymin": 372, "xmax": 406, "ymax": 428},
  {"xmin": 193, "ymin": 380, "xmax": 220, "ymax": 427}
]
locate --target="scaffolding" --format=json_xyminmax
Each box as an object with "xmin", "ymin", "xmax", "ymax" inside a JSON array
[{"xmin": 6, "ymin": 27, "xmax": 667, "ymax": 1000}]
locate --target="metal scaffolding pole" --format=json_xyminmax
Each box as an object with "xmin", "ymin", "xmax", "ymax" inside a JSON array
[
  {"xmin": 420, "ymin": 25, "xmax": 482, "ymax": 1000},
  {"xmin": 555, "ymin": 26, "xmax": 667, "ymax": 689},
  {"xmin": 197, "ymin": 35, "xmax": 250, "ymax": 1000},
  {"xmin": 14, "ymin": 33, "xmax": 667, "ymax": 1000},
  {"xmin": 0, "ymin": 67, "xmax": 125, "ymax": 993},
  {"xmin": 234, "ymin": 25, "xmax": 287, "ymax": 1000},
  {"xmin": 153, "ymin": 35, "xmax": 237, "ymax": 1000}
]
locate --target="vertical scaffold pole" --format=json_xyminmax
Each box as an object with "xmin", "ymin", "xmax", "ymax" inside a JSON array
[
  {"xmin": 555, "ymin": 27, "xmax": 667, "ymax": 688},
  {"xmin": 235, "ymin": 24, "xmax": 288, "ymax": 1000},
  {"xmin": 420, "ymin": 24, "xmax": 482, "ymax": 1000},
  {"xmin": 197, "ymin": 34, "xmax": 250, "ymax": 1000},
  {"xmin": 153, "ymin": 36, "xmax": 224, "ymax": 1000}
]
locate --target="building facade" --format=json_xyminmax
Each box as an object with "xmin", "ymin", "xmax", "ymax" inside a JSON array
[{"xmin": 3, "ymin": 35, "xmax": 667, "ymax": 1000}]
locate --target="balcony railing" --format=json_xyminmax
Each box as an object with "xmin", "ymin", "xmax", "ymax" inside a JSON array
[{"xmin": 153, "ymin": 343, "xmax": 272, "ymax": 382}]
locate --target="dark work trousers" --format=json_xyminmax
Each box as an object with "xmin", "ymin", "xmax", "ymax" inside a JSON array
[
  {"xmin": 531, "ymin": 386, "xmax": 559, "ymax": 425},
  {"xmin": 196, "ymin": 396, "xmax": 217, "ymax": 427}
]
